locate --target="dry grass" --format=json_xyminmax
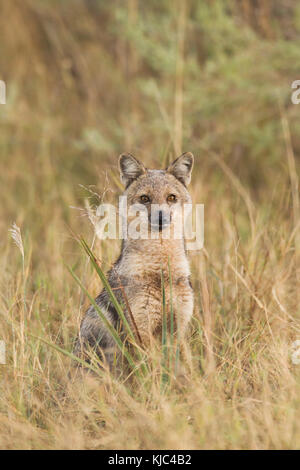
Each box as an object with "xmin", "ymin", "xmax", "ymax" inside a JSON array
[{"xmin": 0, "ymin": 0, "xmax": 299, "ymax": 449}]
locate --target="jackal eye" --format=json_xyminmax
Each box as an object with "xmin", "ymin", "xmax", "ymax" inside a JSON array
[
  {"xmin": 140, "ymin": 194, "xmax": 150, "ymax": 204},
  {"xmin": 167, "ymin": 194, "xmax": 177, "ymax": 203}
]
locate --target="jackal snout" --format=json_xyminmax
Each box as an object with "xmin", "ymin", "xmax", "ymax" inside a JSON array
[{"xmin": 149, "ymin": 205, "xmax": 171, "ymax": 231}]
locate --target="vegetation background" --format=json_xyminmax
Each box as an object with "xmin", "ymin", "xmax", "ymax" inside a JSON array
[{"xmin": 0, "ymin": 0, "xmax": 299, "ymax": 449}]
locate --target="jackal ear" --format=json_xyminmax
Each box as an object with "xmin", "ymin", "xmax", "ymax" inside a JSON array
[
  {"xmin": 166, "ymin": 152, "xmax": 194, "ymax": 186},
  {"xmin": 119, "ymin": 153, "xmax": 146, "ymax": 187}
]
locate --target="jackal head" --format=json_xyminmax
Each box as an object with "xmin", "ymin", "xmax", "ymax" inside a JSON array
[{"xmin": 119, "ymin": 153, "xmax": 194, "ymax": 236}]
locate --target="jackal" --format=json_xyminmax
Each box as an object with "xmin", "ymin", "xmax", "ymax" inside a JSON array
[{"xmin": 74, "ymin": 152, "xmax": 194, "ymax": 369}]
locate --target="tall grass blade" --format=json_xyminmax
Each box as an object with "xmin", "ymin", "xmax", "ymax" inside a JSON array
[
  {"xmin": 168, "ymin": 258, "xmax": 174, "ymax": 376},
  {"xmin": 9, "ymin": 222, "xmax": 27, "ymax": 311},
  {"xmin": 30, "ymin": 333, "xmax": 103, "ymax": 377},
  {"xmin": 80, "ymin": 238, "xmax": 135, "ymax": 343},
  {"xmin": 67, "ymin": 265, "xmax": 144, "ymax": 382},
  {"xmin": 161, "ymin": 268, "xmax": 169, "ymax": 390},
  {"xmin": 78, "ymin": 238, "xmax": 149, "ymax": 376}
]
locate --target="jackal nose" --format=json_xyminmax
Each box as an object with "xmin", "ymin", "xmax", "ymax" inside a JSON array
[
  {"xmin": 150, "ymin": 209, "xmax": 171, "ymax": 231},
  {"xmin": 158, "ymin": 211, "xmax": 163, "ymax": 227}
]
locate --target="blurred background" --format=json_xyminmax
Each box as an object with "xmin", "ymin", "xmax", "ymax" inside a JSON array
[
  {"xmin": 0, "ymin": 0, "xmax": 299, "ymax": 325},
  {"xmin": 1, "ymin": 0, "xmax": 299, "ymax": 234},
  {"xmin": 1, "ymin": 0, "xmax": 300, "ymax": 328}
]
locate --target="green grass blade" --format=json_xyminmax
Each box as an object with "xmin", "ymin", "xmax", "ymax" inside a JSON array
[
  {"xmin": 161, "ymin": 268, "xmax": 169, "ymax": 390},
  {"xmin": 30, "ymin": 333, "xmax": 103, "ymax": 378},
  {"xmin": 67, "ymin": 265, "xmax": 143, "ymax": 380},
  {"xmin": 78, "ymin": 238, "xmax": 149, "ymax": 376},
  {"xmin": 79, "ymin": 238, "xmax": 136, "ymax": 344},
  {"xmin": 168, "ymin": 257, "xmax": 174, "ymax": 376}
]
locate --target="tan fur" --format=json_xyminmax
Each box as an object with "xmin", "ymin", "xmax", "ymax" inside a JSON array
[{"xmin": 118, "ymin": 237, "xmax": 193, "ymax": 346}]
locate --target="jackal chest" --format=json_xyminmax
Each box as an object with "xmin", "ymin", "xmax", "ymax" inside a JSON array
[
  {"xmin": 123, "ymin": 270, "xmax": 193, "ymax": 329},
  {"xmin": 117, "ymin": 242, "xmax": 193, "ymax": 332}
]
